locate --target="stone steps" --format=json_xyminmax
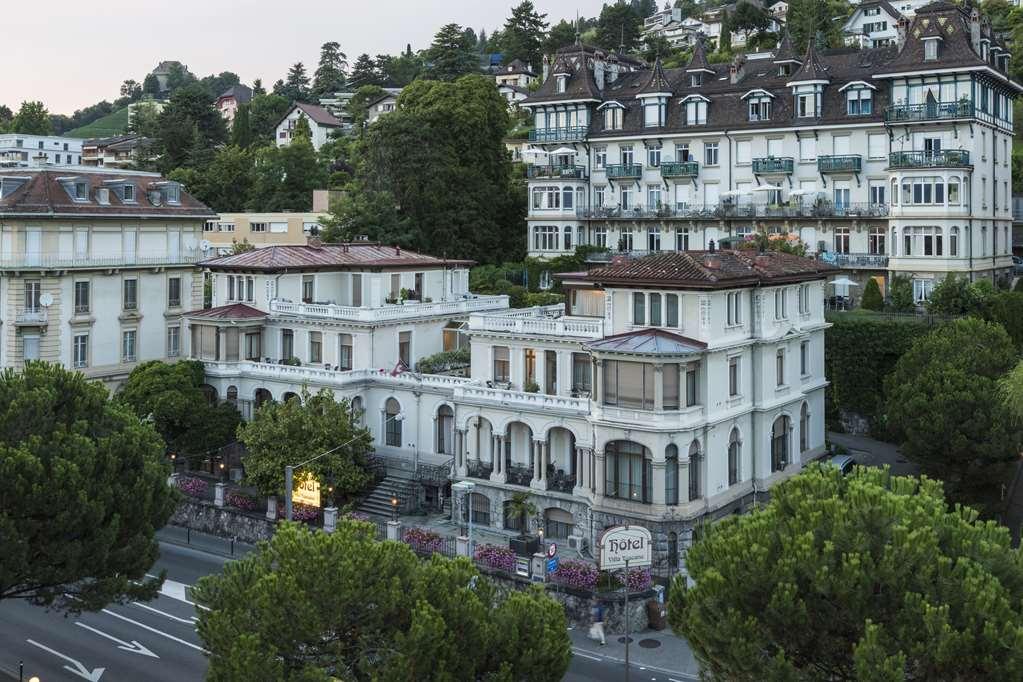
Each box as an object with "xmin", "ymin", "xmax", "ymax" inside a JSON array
[{"xmin": 358, "ymin": 476, "xmax": 417, "ymax": 518}]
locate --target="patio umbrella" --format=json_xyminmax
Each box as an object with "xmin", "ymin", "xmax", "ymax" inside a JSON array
[
  {"xmin": 549, "ymin": 146, "xmax": 578, "ymax": 155},
  {"xmin": 828, "ymin": 277, "xmax": 859, "ymax": 287},
  {"xmin": 521, "ymin": 147, "xmax": 548, "ymax": 160},
  {"xmin": 751, "ymin": 184, "xmax": 783, "ymax": 192},
  {"xmin": 788, "ymin": 189, "xmax": 816, "ymax": 196}
]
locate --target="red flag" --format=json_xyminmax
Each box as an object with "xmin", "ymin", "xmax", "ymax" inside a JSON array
[{"xmin": 390, "ymin": 359, "xmax": 408, "ymax": 376}]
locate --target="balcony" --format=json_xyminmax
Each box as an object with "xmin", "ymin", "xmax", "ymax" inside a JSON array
[
  {"xmin": 818, "ymin": 155, "xmax": 862, "ymax": 173},
  {"xmin": 469, "ymin": 304, "xmax": 605, "ymax": 339},
  {"xmin": 660, "ymin": 161, "xmax": 699, "ymax": 179},
  {"xmin": 0, "ymin": 249, "xmax": 204, "ymax": 270},
  {"xmin": 15, "ymin": 308, "xmax": 47, "ymax": 326},
  {"xmin": 466, "ymin": 459, "xmax": 493, "ymax": 480},
  {"xmin": 884, "ymin": 101, "xmax": 974, "ymax": 124},
  {"xmin": 528, "ymin": 126, "xmax": 588, "ymax": 143},
  {"xmin": 888, "ymin": 150, "xmax": 971, "ymax": 169},
  {"xmin": 752, "ymin": 157, "xmax": 794, "ymax": 174},
  {"xmin": 576, "ymin": 201, "xmax": 889, "ymax": 221},
  {"xmin": 269, "ymin": 294, "xmax": 509, "ymax": 324},
  {"xmin": 818, "ymin": 252, "xmax": 890, "ymax": 269},
  {"xmin": 452, "ymin": 383, "xmax": 589, "ymax": 417},
  {"xmin": 527, "ymin": 164, "xmax": 586, "ymax": 180},
  {"xmin": 204, "ymin": 361, "xmax": 475, "ymax": 391},
  {"xmin": 606, "ymin": 164, "xmax": 643, "ymax": 180}
]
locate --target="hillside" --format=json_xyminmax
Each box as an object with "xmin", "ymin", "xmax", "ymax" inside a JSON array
[{"xmin": 66, "ymin": 106, "xmax": 131, "ymax": 139}]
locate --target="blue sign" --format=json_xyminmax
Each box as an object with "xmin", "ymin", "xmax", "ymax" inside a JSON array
[{"xmin": 547, "ymin": 557, "xmax": 559, "ymax": 574}]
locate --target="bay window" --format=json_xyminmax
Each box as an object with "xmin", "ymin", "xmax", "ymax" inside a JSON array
[
  {"xmin": 604, "ymin": 441, "xmax": 651, "ymax": 503},
  {"xmin": 602, "ymin": 360, "xmax": 655, "ymax": 410},
  {"xmin": 902, "ymin": 226, "xmax": 943, "ymax": 256}
]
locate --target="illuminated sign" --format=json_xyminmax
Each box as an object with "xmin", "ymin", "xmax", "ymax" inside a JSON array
[
  {"xmin": 294, "ymin": 474, "xmax": 321, "ymax": 508},
  {"xmin": 598, "ymin": 525, "xmax": 652, "ymax": 570}
]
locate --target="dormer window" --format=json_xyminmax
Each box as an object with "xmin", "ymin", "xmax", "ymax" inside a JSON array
[
  {"xmin": 924, "ymin": 38, "xmax": 940, "ymax": 61},
  {"xmin": 793, "ymin": 85, "xmax": 822, "ymax": 118},
  {"xmin": 690, "ymin": 73, "xmax": 702, "ymax": 87},
  {"xmin": 122, "ymin": 183, "xmax": 135, "ymax": 202},
  {"xmin": 642, "ymin": 97, "xmax": 667, "ymax": 127},
  {"xmin": 96, "ymin": 188, "xmax": 110, "ymax": 205},
  {"xmin": 602, "ymin": 105, "xmax": 623, "ymax": 130},
  {"xmin": 74, "ymin": 181, "xmax": 87, "ymax": 201},
  {"xmin": 778, "ymin": 64, "xmax": 791, "ymax": 77},
  {"xmin": 683, "ymin": 96, "xmax": 708, "ymax": 125},
  {"xmin": 845, "ymin": 87, "xmax": 872, "ymax": 115},
  {"xmin": 556, "ymin": 75, "xmax": 568, "ymax": 94},
  {"xmin": 746, "ymin": 95, "xmax": 772, "ymax": 122}
]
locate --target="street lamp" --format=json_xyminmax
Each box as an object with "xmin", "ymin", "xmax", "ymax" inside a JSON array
[
  {"xmin": 390, "ymin": 495, "xmax": 398, "ymax": 521},
  {"xmin": 452, "ymin": 480, "xmax": 476, "ymax": 555}
]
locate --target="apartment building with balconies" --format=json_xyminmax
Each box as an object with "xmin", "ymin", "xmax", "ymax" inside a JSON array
[
  {"xmin": 195, "ymin": 244, "xmax": 833, "ymax": 571},
  {"xmin": 523, "ymin": 1, "xmax": 1020, "ymax": 305},
  {"xmin": 0, "ymin": 167, "xmax": 212, "ymax": 386}
]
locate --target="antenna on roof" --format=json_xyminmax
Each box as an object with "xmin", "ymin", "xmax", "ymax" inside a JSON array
[
  {"xmin": 575, "ymin": 11, "xmax": 581, "ymax": 45},
  {"xmin": 620, "ymin": 25, "xmax": 625, "ymax": 54}
]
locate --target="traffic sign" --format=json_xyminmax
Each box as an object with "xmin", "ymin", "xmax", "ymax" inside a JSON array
[
  {"xmin": 546, "ymin": 556, "xmax": 559, "ymax": 574},
  {"xmin": 547, "ymin": 542, "xmax": 557, "ymax": 558}
]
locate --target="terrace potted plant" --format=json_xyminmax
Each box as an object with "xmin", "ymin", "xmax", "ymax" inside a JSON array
[{"xmin": 506, "ymin": 492, "xmax": 539, "ymax": 556}]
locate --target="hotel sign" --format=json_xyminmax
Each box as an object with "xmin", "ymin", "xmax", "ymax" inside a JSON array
[
  {"xmin": 294, "ymin": 474, "xmax": 321, "ymax": 508},
  {"xmin": 598, "ymin": 525, "xmax": 652, "ymax": 570}
]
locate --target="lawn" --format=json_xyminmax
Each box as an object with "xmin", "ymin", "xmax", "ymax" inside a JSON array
[{"xmin": 66, "ymin": 106, "xmax": 131, "ymax": 139}]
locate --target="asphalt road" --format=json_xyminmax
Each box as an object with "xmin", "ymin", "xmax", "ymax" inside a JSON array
[{"xmin": 0, "ymin": 529, "xmax": 691, "ymax": 682}]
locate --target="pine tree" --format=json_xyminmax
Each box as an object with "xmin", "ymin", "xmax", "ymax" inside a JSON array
[
  {"xmin": 231, "ymin": 103, "xmax": 252, "ymax": 148},
  {"xmin": 313, "ymin": 41, "xmax": 348, "ymax": 97},
  {"xmin": 860, "ymin": 277, "xmax": 883, "ymax": 311},
  {"xmin": 499, "ymin": 2, "xmax": 549, "ymax": 69},
  {"xmin": 349, "ymin": 53, "xmax": 381, "ymax": 87},
  {"xmin": 252, "ymin": 78, "xmax": 266, "ymax": 96},
  {"xmin": 425, "ymin": 23, "xmax": 480, "ymax": 81},
  {"xmin": 282, "ymin": 62, "xmax": 312, "ymax": 102}
]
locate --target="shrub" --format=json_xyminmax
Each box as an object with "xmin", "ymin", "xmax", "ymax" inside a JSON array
[
  {"xmin": 416, "ymin": 347, "xmax": 470, "ymax": 374},
  {"xmin": 275, "ymin": 501, "xmax": 319, "ymax": 522},
  {"xmin": 860, "ymin": 278, "xmax": 883, "ymax": 311},
  {"xmin": 176, "ymin": 476, "xmax": 208, "ymax": 498},
  {"xmin": 617, "ymin": 567, "xmax": 653, "ymax": 592},
  {"xmin": 473, "ymin": 543, "xmax": 517, "ymax": 572},
  {"xmin": 402, "ymin": 527, "xmax": 444, "ymax": 555},
  {"xmin": 1014, "ymin": 278, "xmax": 1023, "ymax": 292},
  {"xmin": 226, "ymin": 491, "xmax": 259, "ymax": 511},
  {"xmin": 550, "ymin": 559, "xmax": 598, "ymax": 591},
  {"xmin": 888, "ymin": 275, "xmax": 915, "ymax": 312}
]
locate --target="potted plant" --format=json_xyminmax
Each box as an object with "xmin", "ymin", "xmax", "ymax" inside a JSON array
[
  {"xmin": 506, "ymin": 492, "xmax": 539, "ymax": 556},
  {"xmin": 523, "ymin": 381, "xmax": 540, "ymax": 394}
]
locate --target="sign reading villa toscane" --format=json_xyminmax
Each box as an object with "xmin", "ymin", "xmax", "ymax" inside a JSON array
[
  {"xmin": 598, "ymin": 525, "xmax": 652, "ymax": 570},
  {"xmin": 294, "ymin": 474, "xmax": 321, "ymax": 508}
]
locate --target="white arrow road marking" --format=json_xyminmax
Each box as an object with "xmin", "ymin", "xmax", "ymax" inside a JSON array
[
  {"xmin": 132, "ymin": 601, "xmax": 198, "ymax": 626},
  {"xmin": 100, "ymin": 609, "xmax": 209, "ymax": 654},
  {"xmin": 75, "ymin": 622, "xmax": 160, "ymax": 658},
  {"xmin": 26, "ymin": 639, "xmax": 105, "ymax": 681}
]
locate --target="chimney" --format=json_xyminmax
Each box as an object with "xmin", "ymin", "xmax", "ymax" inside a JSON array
[
  {"xmin": 896, "ymin": 17, "xmax": 909, "ymax": 49},
  {"xmin": 594, "ymin": 51, "xmax": 606, "ymax": 90},
  {"xmin": 395, "ymin": 245, "xmax": 401, "ymax": 256},
  {"xmin": 607, "ymin": 51, "xmax": 620, "ymax": 84},
  {"xmin": 308, "ymin": 237, "xmax": 323, "ymax": 249},
  {"xmin": 729, "ymin": 55, "xmax": 747, "ymax": 85},
  {"xmin": 542, "ymin": 54, "xmax": 551, "ymax": 82},
  {"xmin": 970, "ymin": 8, "xmax": 981, "ymax": 53},
  {"xmin": 755, "ymin": 254, "xmax": 772, "ymax": 267},
  {"xmin": 703, "ymin": 255, "xmax": 721, "ymax": 269}
]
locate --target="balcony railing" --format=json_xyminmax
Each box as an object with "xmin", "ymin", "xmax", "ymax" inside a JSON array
[
  {"xmin": 576, "ymin": 201, "xmax": 889, "ymax": 220},
  {"xmin": 660, "ymin": 161, "xmax": 699, "ymax": 178},
  {"xmin": 888, "ymin": 150, "xmax": 971, "ymax": 169},
  {"xmin": 527, "ymin": 164, "xmax": 586, "ymax": 180},
  {"xmin": 752, "ymin": 157, "xmax": 794, "ymax": 174},
  {"xmin": 884, "ymin": 101, "xmax": 974, "ymax": 123},
  {"xmin": 606, "ymin": 164, "xmax": 644, "ymax": 179},
  {"xmin": 469, "ymin": 305, "xmax": 604, "ymax": 339},
  {"xmin": 15, "ymin": 308, "xmax": 47, "ymax": 325},
  {"xmin": 818, "ymin": 252, "xmax": 890, "ymax": 268},
  {"xmin": 0, "ymin": 249, "xmax": 204, "ymax": 270},
  {"xmin": 528, "ymin": 126, "xmax": 588, "ymax": 143},
  {"xmin": 466, "ymin": 459, "xmax": 493, "ymax": 480},
  {"xmin": 818, "ymin": 155, "xmax": 862, "ymax": 173},
  {"xmin": 269, "ymin": 295, "xmax": 509, "ymax": 323}
]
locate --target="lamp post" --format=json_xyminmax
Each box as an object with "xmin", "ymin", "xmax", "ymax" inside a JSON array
[
  {"xmin": 390, "ymin": 495, "xmax": 398, "ymax": 521},
  {"xmin": 285, "ymin": 411, "xmax": 404, "ymax": 521},
  {"xmin": 452, "ymin": 480, "xmax": 475, "ymax": 556}
]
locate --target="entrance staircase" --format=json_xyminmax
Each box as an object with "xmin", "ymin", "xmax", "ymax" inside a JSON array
[{"xmin": 357, "ymin": 475, "xmax": 417, "ymax": 518}]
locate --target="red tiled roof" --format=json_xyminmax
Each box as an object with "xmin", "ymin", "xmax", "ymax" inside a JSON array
[
  {"xmin": 200, "ymin": 243, "xmax": 474, "ymax": 271},
  {"xmin": 582, "ymin": 250, "xmax": 837, "ymax": 289},
  {"xmin": 187, "ymin": 303, "xmax": 267, "ymax": 320},
  {"xmin": 0, "ymin": 169, "xmax": 215, "ymax": 218}
]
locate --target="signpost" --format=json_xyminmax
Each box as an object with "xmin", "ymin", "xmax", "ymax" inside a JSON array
[
  {"xmin": 293, "ymin": 473, "xmax": 321, "ymax": 508},
  {"xmin": 598, "ymin": 525, "xmax": 652, "ymax": 682}
]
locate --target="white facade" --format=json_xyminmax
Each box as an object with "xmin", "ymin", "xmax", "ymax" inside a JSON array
[
  {"xmin": 0, "ymin": 134, "xmax": 83, "ymax": 167},
  {"xmin": 843, "ymin": 2, "xmax": 902, "ymax": 48},
  {"xmin": 275, "ymin": 105, "xmax": 341, "ymax": 151}
]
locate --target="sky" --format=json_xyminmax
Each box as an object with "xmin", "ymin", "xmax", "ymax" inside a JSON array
[{"xmin": 7, "ymin": 0, "xmax": 611, "ymax": 115}]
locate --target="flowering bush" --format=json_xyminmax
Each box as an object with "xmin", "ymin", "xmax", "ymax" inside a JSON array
[
  {"xmin": 225, "ymin": 491, "xmax": 259, "ymax": 511},
  {"xmin": 275, "ymin": 501, "xmax": 319, "ymax": 522},
  {"xmin": 403, "ymin": 527, "xmax": 444, "ymax": 554},
  {"xmin": 617, "ymin": 567, "xmax": 653, "ymax": 592},
  {"xmin": 473, "ymin": 544, "xmax": 517, "ymax": 573},
  {"xmin": 550, "ymin": 559, "xmax": 598, "ymax": 592},
  {"xmin": 176, "ymin": 476, "xmax": 208, "ymax": 498},
  {"xmin": 343, "ymin": 511, "xmax": 371, "ymax": 522}
]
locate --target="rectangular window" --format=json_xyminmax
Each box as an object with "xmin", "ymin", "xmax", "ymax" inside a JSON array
[
  {"xmin": 250, "ymin": 222, "xmax": 268, "ymax": 233},
  {"xmin": 663, "ymin": 364, "xmax": 679, "ymax": 410},
  {"xmin": 74, "ymin": 280, "xmax": 90, "ymax": 314},
  {"xmin": 868, "ymin": 133, "xmax": 885, "ymax": 159},
  {"xmin": 685, "ymin": 365, "xmax": 698, "ymax": 406},
  {"xmin": 245, "ymin": 332, "xmax": 261, "ymax": 361},
  {"xmin": 398, "ymin": 331, "xmax": 411, "ymax": 367},
  {"xmin": 24, "ymin": 334, "xmax": 40, "ymax": 361},
  {"xmin": 595, "ymin": 147, "xmax": 607, "ymax": 168},
  {"xmin": 776, "ymin": 349, "xmax": 786, "ymax": 387},
  {"xmin": 649, "ymin": 293, "xmax": 662, "ymax": 326},
  {"xmin": 736, "ymin": 140, "xmax": 751, "ymax": 164},
  {"xmin": 572, "ymin": 352, "xmax": 591, "ymax": 394},
  {"xmin": 167, "ymin": 326, "xmax": 180, "ymax": 358},
  {"xmin": 493, "ymin": 346, "xmax": 510, "ymax": 383},
  {"xmin": 801, "ymin": 341, "xmax": 810, "ymax": 376},
  {"xmin": 524, "ymin": 349, "xmax": 536, "ymax": 386},
  {"xmin": 633, "ymin": 292, "xmax": 646, "ymax": 325},
  {"xmin": 123, "ymin": 278, "xmax": 138, "ymax": 311},
  {"xmin": 122, "ymin": 330, "xmax": 137, "ymax": 363},
  {"xmin": 704, "ymin": 143, "xmax": 719, "ymax": 166},
  {"xmin": 603, "ymin": 360, "xmax": 655, "ymax": 410},
  {"xmin": 728, "ymin": 357, "xmax": 740, "ymax": 397},
  {"xmin": 666, "ymin": 294, "xmax": 679, "ymax": 327},
  {"xmin": 799, "ymin": 137, "xmax": 817, "ymax": 161},
  {"xmin": 167, "ymin": 277, "xmax": 181, "ymax": 308},
  {"xmin": 73, "ymin": 334, "xmax": 88, "ymax": 368},
  {"xmin": 281, "ymin": 329, "xmax": 294, "ymax": 360},
  {"xmin": 339, "ymin": 333, "xmax": 353, "ymax": 370},
  {"xmin": 309, "ymin": 331, "xmax": 322, "ymax": 364},
  {"xmin": 647, "ymin": 146, "xmax": 661, "ymax": 167},
  {"xmin": 302, "ymin": 275, "xmax": 314, "ymax": 303}
]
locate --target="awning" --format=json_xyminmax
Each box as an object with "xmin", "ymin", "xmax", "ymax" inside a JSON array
[
  {"xmin": 549, "ymin": 146, "xmax": 578, "ymax": 155},
  {"xmin": 829, "ymin": 277, "xmax": 859, "ymax": 287},
  {"xmin": 751, "ymin": 184, "xmax": 783, "ymax": 192}
]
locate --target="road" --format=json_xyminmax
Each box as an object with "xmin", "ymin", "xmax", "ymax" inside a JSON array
[{"xmin": 1, "ymin": 529, "xmax": 694, "ymax": 682}]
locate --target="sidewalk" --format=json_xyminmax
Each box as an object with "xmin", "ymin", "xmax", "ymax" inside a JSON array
[
  {"xmin": 158, "ymin": 525, "xmax": 257, "ymax": 558},
  {"xmin": 569, "ymin": 628, "xmax": 700, "ymax": 680}
]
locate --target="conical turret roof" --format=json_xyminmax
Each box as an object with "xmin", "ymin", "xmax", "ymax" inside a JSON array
[
  {"xmin": 686, "ymin": 38, "xmax": 714, "ymax": 73},
  {"xmin": 787, "ymin": 39, "xmax": 830, "ymax": 83},
  {"xmin": 637, "ymin": 57, "xmax": 673, "ymax": 96}
]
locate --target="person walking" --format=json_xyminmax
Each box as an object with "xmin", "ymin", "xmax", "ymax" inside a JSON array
[{"xmin": 589, "ymin": 597, "xmax": 606, "ymax": 645}]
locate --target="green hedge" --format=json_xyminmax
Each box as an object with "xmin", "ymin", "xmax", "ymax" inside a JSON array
[{"xmin": 416, "ymin": 348, "xmax": 470, "ymax": 374}]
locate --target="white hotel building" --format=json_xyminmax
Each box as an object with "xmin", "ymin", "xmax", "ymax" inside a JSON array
[
  {"xmin": 523, "ymin": 1, "xmax": 1020, "ymax": 304},
  {"xmin": 194, "ymin": 243, "xmax": 834, "ymax": 570}
]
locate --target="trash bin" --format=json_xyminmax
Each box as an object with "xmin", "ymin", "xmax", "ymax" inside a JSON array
[
  {"xmin": 646, "ymin": 599, "xmax": 667, "ymax": 630},
  {"xmin": 652, "ymin": 584, "xmax": 666, "ymax": 604}
]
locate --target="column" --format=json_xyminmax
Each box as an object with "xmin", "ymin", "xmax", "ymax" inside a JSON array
[
  {"xmin": 490, "ymin": 434, "xmax": 502, "ymax": 483},
  {"xmin": 652, "ymin": 461, "xmax": 666, "ymax": 506},
  {"xmin": 541, "ymin": 440, "xmax": 550, "ymax": 485},
  {"xmin": 680, "ymin": 462, "xmax": 691, "ymax": 504},
  {"xmin": 535, "ymin": 350, "xmax": 546, "ymax": 394},
  {"xmin": 454, "ymin": 429, "xmax": 467, "ymax": 476},
  {"xmin": 531, "ymin": 439, "xmax": 544, "ymax": 490},
  {"xmin": 594, "ymin": 451, "xmax": 605, "ymax": 497},
  {"xmin": 595, "ymin": 360, "xmax": 604, "ymax": 404},
  {"xmin": 558, "ymin": 350, "xmax": 572, "ymax": 396},
  {"xmin": 573, "ymin": 447, "xmax": 586, "ymax": 495},
  {"xmin": 653, "ymin": 363, "xmax": 664, "ymax": 411}
]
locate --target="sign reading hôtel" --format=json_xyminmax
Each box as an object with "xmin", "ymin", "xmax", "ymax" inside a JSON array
[
  {"xmin": 294, "ymin": 474, "xmax": 321, "ymax": 508},
  {"xmin": 598, "ymin": 525, "xmax": 652, "ymax": 570}
]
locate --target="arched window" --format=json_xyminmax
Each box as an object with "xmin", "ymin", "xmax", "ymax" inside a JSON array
[
  {"xmin": 351, "ymin": 396, "xmax": 364, "ymax": 426},
  {"xmin": 688, "ymin": 441, "xmax": 702, "ymax": 501},
  {"xmin": 254, "ymin": 388, "xmax": 272, "ymax": 408},
  {"xmin": 800, "ymin": 403, "xmax": 810, "ymax": 453},
  {"xmin": 950, "ymin": 226, "xmax": 959, "ymax": 257},
  {"xmin": 728, "ymin": 428, "xmax": 741, "ymax": 486},
  {"xmin": 436, "ymin": 404, "xmax": 454, "ymax": 455},
  {"xmin": 772, "ymin": 416, "xmax": 790, "ymax": 472},
  {"xmin": 665, "ymin": 444, "xmax": 679, "ymax": 505},
  {"xmin": 604, "ymin": 441, "xmax": 652, "ymax": 503},
  {"xmin": 226, "ymin": 386, "xmax": 238, "ymax": 404},
  {"xmin": 463, "ymin": 492, "xmax": 490, "ymax": 526},
  {"xmin": 384, "ymin": 398, "xmax": 402, "ymax": 447},
  {"xmin": 667, "ymin": 531, "xmax": 679, "ymax": 570}
]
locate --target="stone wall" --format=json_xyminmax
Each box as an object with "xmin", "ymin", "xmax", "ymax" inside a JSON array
[{"xmin": 171, "ymin": 497, "xmax": 276, "ymax": 544}]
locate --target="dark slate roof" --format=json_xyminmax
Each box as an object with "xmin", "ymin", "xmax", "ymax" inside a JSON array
[
  {"xmin": 218, "ymin": 84, "xmax": 253, "ymax": 105},
  {"xmin": 789, "ymin": 41, "xmax": 831, "ymax": 83},
  {"xmin": 876, "ymin": 1, "xmax": 995, "ymax": 75},
  {"xmin": 582, "ymin": 251, "xmax": 837, "ymax": 290},
  {"xmin": 585, "ymin": 328, "xmax": 707, "ymax": 356},
  {"xmin": 772, "ymin": 31, "xmax": 800, "ymax": 64},
  {"xmin": 686, "ymin": 38, "xmax": 713, "ymax": 72},
  {"xmin": 637, "ymin": 57, "xmax": 672, "ymax": 95},
  {"xmin": 502, "ymin": 59, "xmax": 536, "ymax": 76},
  {"xmin": 200, "ymin": 243, "xmax": 474, "ymax": 272},
  {"xmin": 188, "ymin": 303, "xmax": 267, "ymax": 320},
  {"xmin": 0, "ymin": 169, "xmax": 215, "ymax": 218},
  {"xmin": 526, "ymin": 48, "xmax": 603, "ymax": 103}
]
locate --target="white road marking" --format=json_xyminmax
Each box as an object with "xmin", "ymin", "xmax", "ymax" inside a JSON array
[
  {"xmin": 132, "ymin": 601, "xmax": 198, "ymax": 626},
  {"xmin": 100, "ymin": 609, "xmax": 209, "ymax": 654},
  {"xmin": 145, "ymin": 575, "xmax": 210, "ymax": 611},
  {"xmin": 26, "ymin": 639, "xmax": 105, "ymax": 681},
  {"xmin": 75, "ymin": 622, "xmax": 160, "ymax": 659},
  {"xmin": 571, "ymin": 648, "xmax": 602, "ymax": 661}
]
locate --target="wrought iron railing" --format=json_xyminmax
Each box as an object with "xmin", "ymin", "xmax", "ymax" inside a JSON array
[
  {"xmin": 818, "ymin": 155, "xmax": 862, "ymax": 173},
  {"xmin": 466, "ymin": 459, "xmax": 493, "ymax": 480},
  {"xmin": 884, "ymin": 101, "xmax": 974, "ymax": 123},
  {"xmin": 527, "ymin": 164, "xmax": 586, "ymax": 179},
  {"xmin": 576, "ymin": 201, "xmax": 889, "ymax": 220},
  {"xmin": 606, "ymin": 163, "xmax": 644, "ymax": 179},
  {"xmin": 888, "ymin": 150, "xmax": 971, "ymax": 168},
  {"xmin": 528, "ymin": 126, "xmax": 588, "ymax": 143},
  {"xmin": 660, "ymin": 161, "xmax": 699, "ymax": 178},
  {"xmin": 506, "ymin": 465, "xmax": 533, "ymax": 487},
  {"xmin": 752, "ymin": 157, "xmax": 794, "ymax": 174}
]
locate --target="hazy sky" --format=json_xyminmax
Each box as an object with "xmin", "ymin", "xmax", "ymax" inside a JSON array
[{"xmin": 7, "ymin": 0, "xmax": 610, "ymax": 115}]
